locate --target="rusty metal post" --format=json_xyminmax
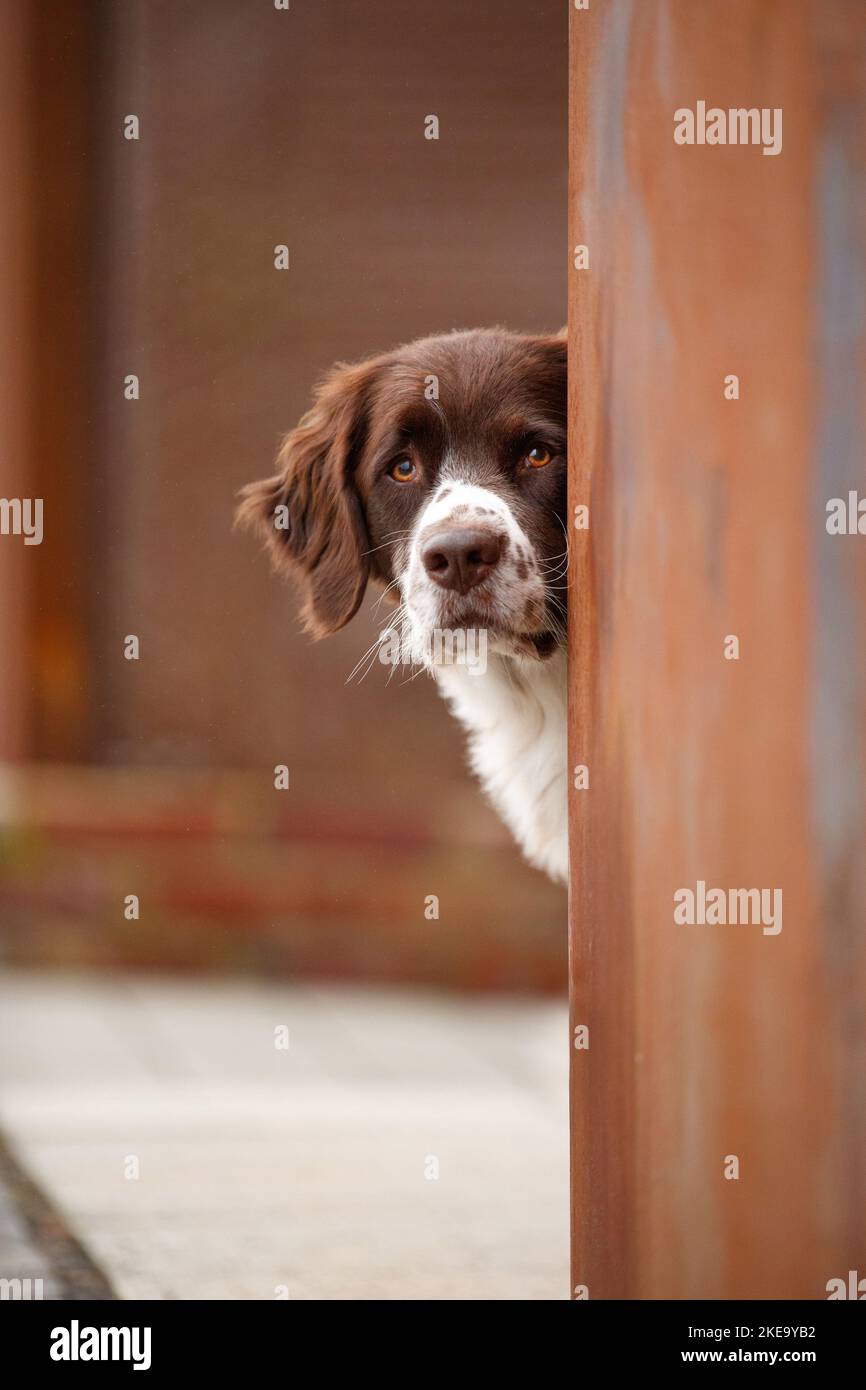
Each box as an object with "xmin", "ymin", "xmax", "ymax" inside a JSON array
[
  {"xmin": 569, "ymin": 0, "xmax": 866, "ymax": 1298},
  {"xmin": 0, "ymin": 0, "xmax": 35, "ymax": 762}
]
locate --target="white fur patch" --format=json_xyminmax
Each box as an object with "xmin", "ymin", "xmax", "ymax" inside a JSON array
[
  {"xmin": 402, "ymin": 478, "xmax": 547, "ymax": 660},
  {"xmin": 396, "ymin": 474, "xmax": 567, "ymax": 884},
  {"xmin": 435, "ymin": 650, "xmax": 567, "ymax": 883}
]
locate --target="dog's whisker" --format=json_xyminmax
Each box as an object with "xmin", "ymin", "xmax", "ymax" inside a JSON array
[
  {"xmin": 370, "ymin": 578, "xmax": 404, "ymax": 617},
  {"xmin": 345, "ymin": 625, "xmax": 398, "ymax": 683},
  {"xmin": 360, "ymin": 529, "xmax": 414, "ymax": 559}
]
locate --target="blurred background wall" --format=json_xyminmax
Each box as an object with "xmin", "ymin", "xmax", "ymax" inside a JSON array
[{"xmin": 0, "ymin": 0, "xmax": 567, "ymax": 989}]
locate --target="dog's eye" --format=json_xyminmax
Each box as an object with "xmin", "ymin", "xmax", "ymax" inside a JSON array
[
  {"xmin": 523, "ymin": 444, "xmax": 553, "ymax": 469},
  {"xmin": 390, "ymin": 458, "xmax": 418, "ymax": 483}
]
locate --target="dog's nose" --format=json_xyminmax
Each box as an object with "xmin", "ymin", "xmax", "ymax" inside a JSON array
[{"xmin": 421, "ymin": 528, "xmax": 502, "ymax": 594}]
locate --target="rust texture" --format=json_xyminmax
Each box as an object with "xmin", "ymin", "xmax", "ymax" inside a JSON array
[{"xmin": 569, "ymin": 0, "xmax": 866, "ymax": 1298}]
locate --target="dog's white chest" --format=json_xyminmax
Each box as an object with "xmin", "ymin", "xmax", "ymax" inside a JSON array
[{"xmin": 435, "ymin": 650, "xmax": 568, "ymax": 883}]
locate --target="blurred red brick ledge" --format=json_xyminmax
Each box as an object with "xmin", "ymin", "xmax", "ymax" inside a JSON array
[{"xmin": 0, "ymin": 765, "xmax": 566, "ymax": 994}]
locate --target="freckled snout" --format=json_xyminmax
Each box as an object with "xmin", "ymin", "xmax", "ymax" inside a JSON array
[{"xmin": 421, "ymin": 527, "xmax": 502, "ymax": 595}]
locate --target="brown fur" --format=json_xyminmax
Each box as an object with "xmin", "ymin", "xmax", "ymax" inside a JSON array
[{"xmin": 237, "ymin": 328, "xmax": 567, "ymax": 640}]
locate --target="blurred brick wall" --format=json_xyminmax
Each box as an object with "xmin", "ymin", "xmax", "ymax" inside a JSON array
[
  {"xmin": 90, "ymin": 0, "xmax": 567, "ymax": 774},
  {"xmin": 1, "ymin": 0, "xmax": 567, "ymax": 988}
]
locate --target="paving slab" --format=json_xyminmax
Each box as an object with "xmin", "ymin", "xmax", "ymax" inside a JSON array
[{"xmin": 0, "ymin": 971, "xmax": 568, "ymax": 1300}]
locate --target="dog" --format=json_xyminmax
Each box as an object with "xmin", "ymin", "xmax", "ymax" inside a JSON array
[{"xmin": 237, "ymin": 328, "xmax": 568, "ymax": 883}]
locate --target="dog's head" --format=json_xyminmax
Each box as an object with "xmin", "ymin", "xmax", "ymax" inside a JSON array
[{"xmin": 237, "ymin": 328, "xmax": 567, "ymax": 664}]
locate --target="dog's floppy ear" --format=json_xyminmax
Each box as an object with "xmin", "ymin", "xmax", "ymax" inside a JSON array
[
  {"xmin": 236, "ymin": 358, "xmax": 380, "ymax": 637},
  {"xmin": 527, "ymin": 330, "xmax": 567, "ymax": 411}
]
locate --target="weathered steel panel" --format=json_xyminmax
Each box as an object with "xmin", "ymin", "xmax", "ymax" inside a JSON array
[{"xmin": 569, "ymin": 0, "xmax": 866, "ymax": 1298}]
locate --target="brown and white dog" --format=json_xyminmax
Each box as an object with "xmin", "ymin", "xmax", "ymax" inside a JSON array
[{"xmin": 237, "ymin": 328, "xmax": 568, "ymax": 882}]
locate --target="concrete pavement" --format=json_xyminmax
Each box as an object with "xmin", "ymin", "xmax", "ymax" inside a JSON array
[{"xmin": 0, "ymin": 971, "xmax": 568, "ymax": 1300}]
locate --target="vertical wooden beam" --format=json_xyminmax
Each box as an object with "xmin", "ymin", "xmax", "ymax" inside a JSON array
[
  {"xmin": 0, "ymin": 1, "xmax": 95, "ymax": 763},
  {"xmin": 569, "ymin": 0, "xmax": 866, "ymax": 1299},
  {"xmin": 0, "ymin": 0, "xmax": 35, "ymax": 761},
  {"xmin": 29, "ymin": 2, "xmax": 97, "ymax": 759}
]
